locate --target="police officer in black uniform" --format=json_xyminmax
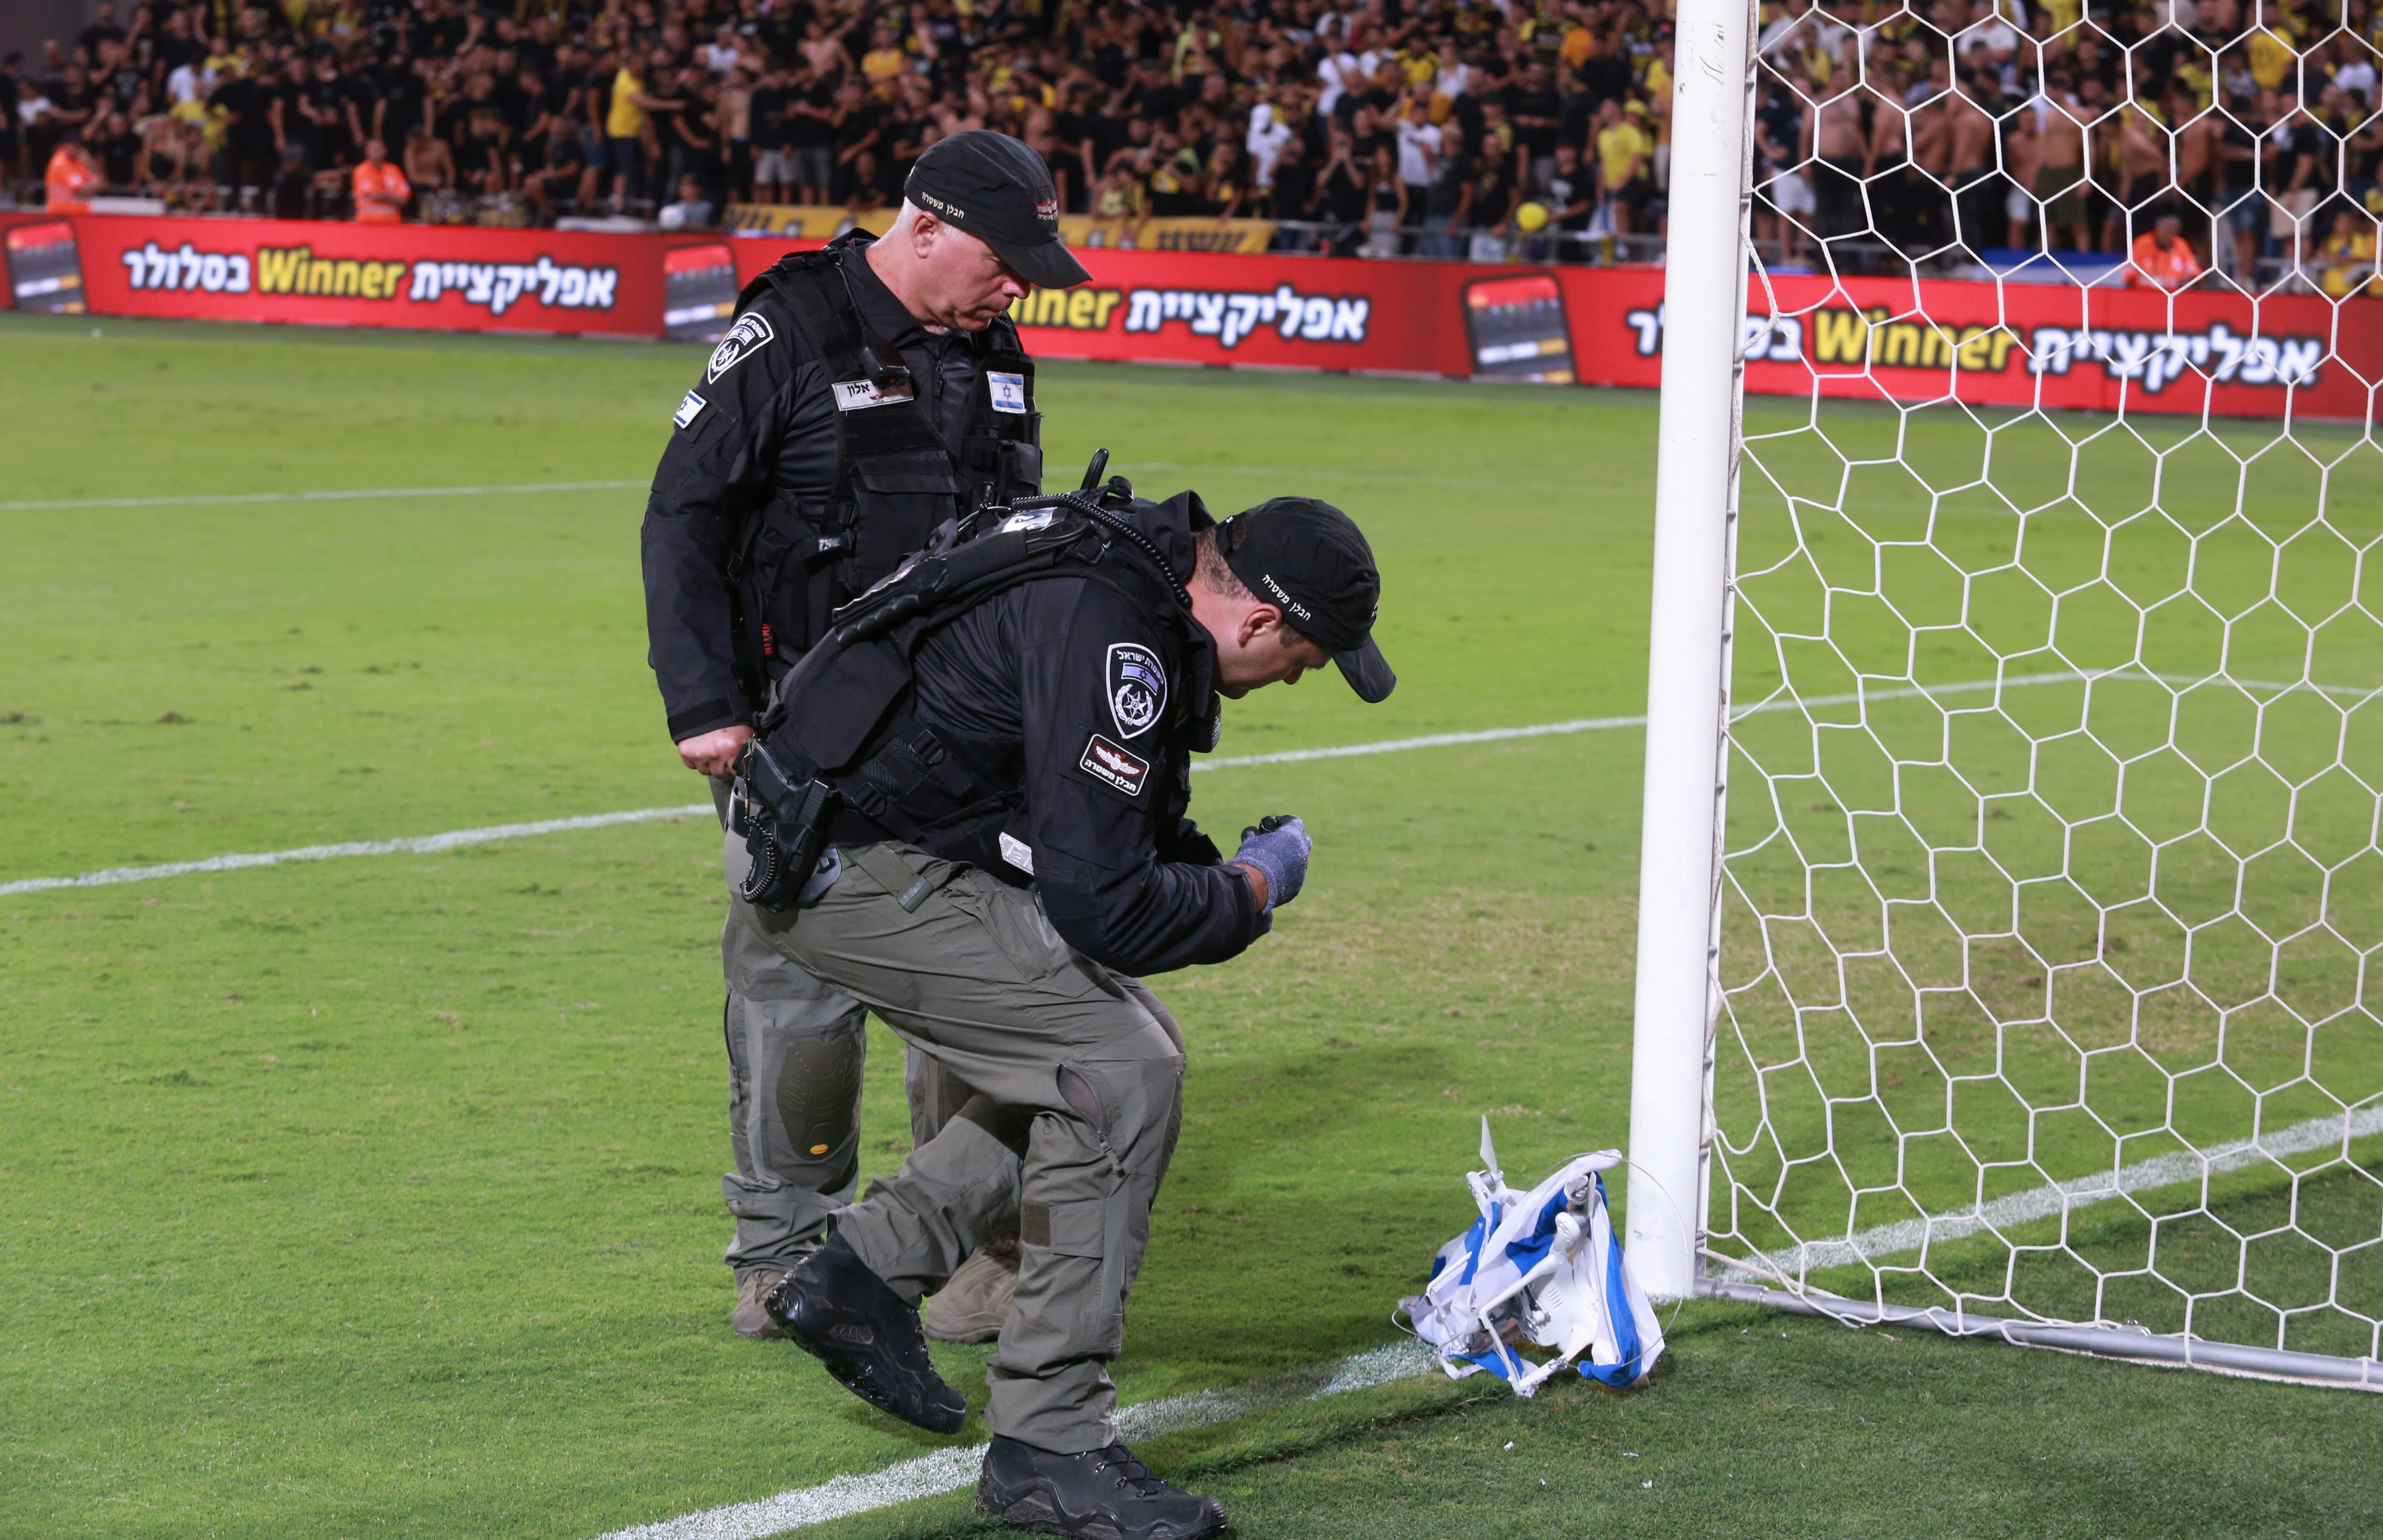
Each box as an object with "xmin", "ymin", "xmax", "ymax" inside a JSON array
[
  {"xmin": 640, "ymin": 130, "xmax": 1087, "ymax": 1338},
  {"xmin": 732, "ymin": 485, "xmax": 1393, "ymax": 1540}
]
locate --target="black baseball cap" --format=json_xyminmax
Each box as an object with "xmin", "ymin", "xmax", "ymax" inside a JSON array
[
  {"xmin": 1216, "ymin": 497, "xmax": 1395, "ymax": 704},
  {"xmin": 903, "ymin": 129, "xmax": 1090, "ymax": 288}
]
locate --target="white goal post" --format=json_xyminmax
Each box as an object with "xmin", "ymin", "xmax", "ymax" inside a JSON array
[{"xmin": 1628, "ymin": 0, "xmax": 2383, "ymax": 1390}]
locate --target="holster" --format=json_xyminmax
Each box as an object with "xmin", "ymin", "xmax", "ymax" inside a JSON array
[{"xmin": 730, "ymin": 738, "xmax": 842, "ymax": 911}]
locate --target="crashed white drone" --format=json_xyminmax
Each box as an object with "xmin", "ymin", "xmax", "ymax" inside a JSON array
[{"xmin": 1399, "ymin": 1119, "xmax": 1666, "ymax": 1396}]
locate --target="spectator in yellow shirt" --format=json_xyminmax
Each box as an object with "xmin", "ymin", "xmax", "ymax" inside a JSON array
[
  {"xmin": 2248, "ymin": 26, "xmax": 2299, "ymax": 92},
  {"xmin": 1594, "ymin": 98, "xmax": 1654, "ymax": 234},
  {"xmin": 605, "ymin": 48, "xmax": 670, "ymax": 211},
  {"xmin": 860, "ymin": 24, "xmax": 907, "ymax": 92},
  {"xmin": 2316, "ymin": 206, "xmax": 2377, "ymax": 297}
]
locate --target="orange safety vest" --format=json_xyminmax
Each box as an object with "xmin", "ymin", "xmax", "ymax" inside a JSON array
[
  {"xmin": 2129, "ymin": 231, "xmax": 2202, "ymax": 289},
  {"xmin": 351, "ymin": 160, "xmax": 411, "ymax": 224},
  {"xmin": 45, "ymin": 147, "xmax": 102, "ymax": 213}
]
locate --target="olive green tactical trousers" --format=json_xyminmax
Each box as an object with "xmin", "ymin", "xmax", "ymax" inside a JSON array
[
  {"xmin": 733, "ymin": 833, "xmax": 1187, "ymax": 1455},
  {"xmin": 713, "ymin": 780, "xmax": 978, "ymax": 1277}
]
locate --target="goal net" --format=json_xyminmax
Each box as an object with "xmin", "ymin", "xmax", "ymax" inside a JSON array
[{"xmin": 1634, "ymin": 0, "xmax": 2383, "ymax": 1386}]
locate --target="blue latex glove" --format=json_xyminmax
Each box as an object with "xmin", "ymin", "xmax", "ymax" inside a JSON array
[{"xmin": 1231, "ymin": 814, "xmax": 1310, "ymax": 913}]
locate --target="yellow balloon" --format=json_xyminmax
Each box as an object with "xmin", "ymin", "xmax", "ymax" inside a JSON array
[{"xmin": 1515, "ymin": 201, "xmax": 1550, "ymax": 232}]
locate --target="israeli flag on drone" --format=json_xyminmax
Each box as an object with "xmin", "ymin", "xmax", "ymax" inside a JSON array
[{"xmin": 1399, "ymin": 1119, "xmax": 1665, "ymax": 1395}]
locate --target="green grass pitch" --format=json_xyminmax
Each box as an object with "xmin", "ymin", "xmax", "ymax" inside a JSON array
[{"xmin": 3, "ymin": 312, "xmax": 2379, "ymax": 1539}]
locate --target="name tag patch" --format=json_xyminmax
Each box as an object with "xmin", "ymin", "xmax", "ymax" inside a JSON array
[
  {"xmin": 833, "ymin": 378, "xmax": 916, "ymax": 412},
  {"xmin": 673, "ymin": 390, "xmax": 707, "ymax": 428},
  {"xmin": 998, "ymin": 508, "xmax": 1056, "ymax": 533},
  {"xmin": 988, "ymin": 371, "xmax": 1028, "ymax": 414},
  {"xmin": 1079, "ymin": 733, "xmax": 1150, "ymax": 797}
]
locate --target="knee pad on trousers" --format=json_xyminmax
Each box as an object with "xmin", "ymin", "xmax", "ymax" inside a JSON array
[{"xmin": 775, "ymin": 1030, "xmax": 864, "ymax": 1165}]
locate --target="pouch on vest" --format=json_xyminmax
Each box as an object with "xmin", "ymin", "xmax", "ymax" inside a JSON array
[
  {"xmin": 735, "ymin": 240, "xmax": 1044, "ymax": 666},
  {"xmin": 850, "ymin": 450, "xmax": 964, "ymax": 595}
]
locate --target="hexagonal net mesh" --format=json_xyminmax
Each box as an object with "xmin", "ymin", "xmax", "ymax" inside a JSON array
[{"xmin": 1699, "ymin": 0, "xmax": 2383, "ymax": 1379}]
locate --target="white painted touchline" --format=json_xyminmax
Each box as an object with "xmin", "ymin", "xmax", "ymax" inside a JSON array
[
  {"xmin": 1721, "ymin": 1101, "xmax": 2383, "ymax": 1280},
  {"xmin": 1197, "ymin": 668, "xmax": 2101, "ymax": 770},
  {"xmin": 590, "ymin": 1340, "xmax": 1434, "ymax": 1540},
  {"xmin": 0, "ymin": 806, "xmax": 714, "ymax": 897},
  {"xmin": 4, "ymin": 664, "xmax": 2361, "ymax": 898},
  {"xmin": 0, "ymin": 479, "xmax": 645, "ymax": 511}
]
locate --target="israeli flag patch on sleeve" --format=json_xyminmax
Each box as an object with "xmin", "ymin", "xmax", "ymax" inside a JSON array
[
  {"xmin": 988, "ymin": 371, "xmax": 1028, "ymax": 415},
  {"xmin": 673, "ymin": 390, "xmax": 707, "ymax": 429}
]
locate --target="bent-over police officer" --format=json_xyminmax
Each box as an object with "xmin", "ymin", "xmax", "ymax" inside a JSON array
[
  {"xmin": 640, "ymin": 130, "xmax": 1086, "ymax": 1340},
  {"xmin": 736, "ymin": 486, "xmax": 1393, "ymax": 1540}
]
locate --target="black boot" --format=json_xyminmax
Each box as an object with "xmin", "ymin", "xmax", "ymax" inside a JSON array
[
  {"xmin": 978, "ymin": 1435, "xmax": 1227, "ymax": 1540},
  {"xmin": 763, "ymin": 1233, "xmax": 967, "ymax": 1434}
]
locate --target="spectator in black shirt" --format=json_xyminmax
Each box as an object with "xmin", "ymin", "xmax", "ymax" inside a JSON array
[
  {"xmin": 80, "ymin": 3, "xmax": 129, "ymax": 61},
  {"xmin": 1128, "ymin": 58, "xmax": 1183, "ymax": 130},
  {"xmin": 516, "ymin": 67, "xmax": 562, "ymax": 163},
  {"xmin": 1422, "ymin": 133, "xmax": 1470, "ymax": 255},
  {"xmin": 1267, "ymin": 132, "xmax": 1317, "ymax": 220},
  {"xmin": 47, "ymin": 65, "xmax": 97, "ymax": 136},
  {"xmin": 1466, "ymin": 130, "xmax": 1519, "ymax": 236},
  {"xmin": 95, "ymin": 109, "xmax": 141, "ymax": 188},
  {"xmin": 209, "ymin": 67, "xmax": 275, "ymax": 195},
  {"xmin": 1535, "ymin": 137, "xmax": 1595, "ymax": 256},
  {"xmin": 1505, "ymin": 59, "xmax": 1561, "ymax": 183},
  {"xmin": 461, "ymin": 104, "xmax": 514, "ymax": 195},
  {"xmin": 415, "ymin": 0, "xmax": 472, "ymax": 61},
  {"xmin": 96, "ymin": 40, "xmax": 144, "ymax": 115},
  {"xmin": 300, "ymin": 54, "xmax": 359, "ymax": 172},
  {"xmin": 525, "ymin": 122, "xmax": 596, "ymax": 217},
  {"xmin": 749, "ymin": 59, "xmax": 796, "ymax": 201},
  {"xmin": 786, "ymin": 61, "xmax": 839, "ymax": 203},
  {"xmin": 666, "ymin": 71, "xmax": 721, "ymax": 201},
  {"xmin": 1317, "ymin": 129, "xmax": 1370, "ymax": 225},
  {"xmin": 830, "ymin": 74, "xmax": 879, "ymax": 197},
  {"xmin": 1573, "ymin": 29, "xmax": 1632, "ymax": 117}
]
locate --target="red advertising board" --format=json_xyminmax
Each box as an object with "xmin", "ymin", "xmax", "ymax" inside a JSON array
[
  {"xmin": 0, "ymin": 211, "xmax": 724, "ymax": 337},
  {"xmin": 5, "ymin": 211, "xmax": 2375, "ymax": 421},
  {"xmin": 1557, "ymin": 266, "xmax": 2383, "ymax": 422},
  {"xmin": 1004, "ymin": 248, "xmax": 2382, "ymax": 422}
]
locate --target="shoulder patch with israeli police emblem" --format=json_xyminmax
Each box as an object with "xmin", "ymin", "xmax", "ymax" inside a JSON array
[
  {"xmin": 1079, "ymin": 733, "xmax": 1150, "ymax": 797},
  {"xmin": 705, "ymin": 310, "xmax": 774, "ymax": 382},
  {"xmin": 988, "ymin": 371, "xmax": 1028, "ymax": 414},
  {"xmin": 673, "ymin": 390, "xmax": 707, "ymax": 428},
  {"xmin": 1105, "ymin": 642, "xmax": 1168, "ymax": 739}
]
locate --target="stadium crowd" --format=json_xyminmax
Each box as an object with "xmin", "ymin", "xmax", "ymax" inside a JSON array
[
  {"xmin": 0, "ymin": 0, "xmax": 1679, "ymax": 244},
  {"xmin": 1752, "ymin": 0, "xmax": 2383, "ymax": 288},
  {"xmin": 1, "ymin": 0, "xmax": 2378, "ymax": 284}
]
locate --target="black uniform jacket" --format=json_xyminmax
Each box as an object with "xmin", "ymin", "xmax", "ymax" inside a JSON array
[
  {"xmin": 909, "ymin": 495, "xmax": 1266, "ymax": 978},
  {"xmin": 640, "ymin": 241, "xmax": 990, "ymax": 743}
]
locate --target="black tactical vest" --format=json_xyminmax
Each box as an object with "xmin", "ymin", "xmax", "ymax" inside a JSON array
[
  {"xmin": 745, "ymin": 491, "xmax": 1218, "ymax": 889},
  {"xmin": 726, "ymin": 237, "xmax": 1044, "ymax": 686}
]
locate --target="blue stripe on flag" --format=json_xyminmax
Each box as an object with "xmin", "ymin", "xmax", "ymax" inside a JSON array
[
  {"xmin": 1501, "ymin": 1186, "xmax": 1573, "ymax": 1274},
  {"xmin": 1576, "ymin": 1174, "xmax": 1646, "ymax": 1387},
  {"xmin": 1455, "ymin": 1208, "xmax": 1497, "ymax": 1286},
  {"xmin": 1461, "ymin": 1349, "xmax": 1516, "ymax": 1381}
]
